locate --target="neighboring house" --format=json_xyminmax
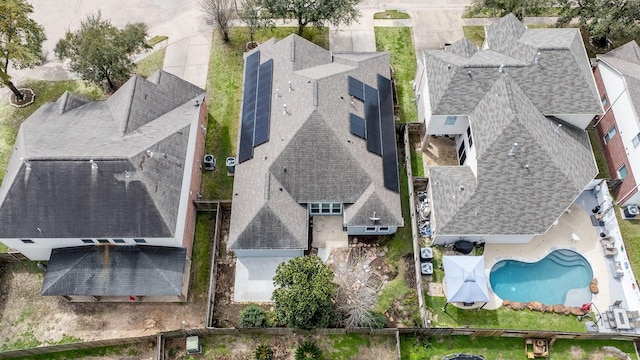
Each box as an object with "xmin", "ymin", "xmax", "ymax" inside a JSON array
[
  {"xmin": 593, "ymin": 41, "xmax": 640, "ymax": 208},
  {"xmin": 0, "ymin": 70, "xmax": 207, "ymax": 301},
  {"xmin": 228, "ymin": 34, "xmax": 403, "ymax": 301},
  {"xmin": 413, "ymin": 14, "xmax": 602, "ymax": 245}
]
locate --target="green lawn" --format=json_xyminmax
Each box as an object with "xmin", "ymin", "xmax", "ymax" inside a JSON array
[
  {"xmin": 201, "ymin": 27, "xmax": 328, "ymax": 199},
  {"xmin": 134, "ymin": 48, "xmax": 166, "ymax": 78},
  {"xmin": 0, "ymin": 80, "xmax": 103, "ymax": 184},
  {"xmin": 400, "ymin": 334, "xmax": 635, "ymax": 360},
  {"xmin": 189, "ymin": 213, "xmax": 214, "ymax": 300},
  {"xmin": 425, "ymin": 296, "xmax": 585, "ymax": 332},
  {"xmin": 616, "ymin": 206, "xmax": 640, "ymax": 281},
  {"xmin": 410, "ymin": 144, "xmax": 424, "ymax": 177},
  {"xmin": 375, "ymin": 27, "xmax": 418, "ymax": 123},
  {"xmin": 587, "ymin": 127, "xmax": 611, "ymax": 179},
  {"xmin": 374, "ymin": 10, "xmax": 411, "ymax": 19},
  {"xmin": 463, "ymin": 26, "xmax": 485, "ymax": 48},
  {"xmin": 462, "ymin": 6, "xmax": 562, "ymax": 18}
]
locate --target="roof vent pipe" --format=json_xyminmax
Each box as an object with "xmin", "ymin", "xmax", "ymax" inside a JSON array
[
  {"xmin": 498, "ymin": 64, "xmax": 504, "ymax": 73},
  {"xmin": 534, "ymin": 52, "xmax": 541, "ymax": 64},
  {"xmin": 554, "ymin": 124, "xmax": 562, "ymax": 133}
]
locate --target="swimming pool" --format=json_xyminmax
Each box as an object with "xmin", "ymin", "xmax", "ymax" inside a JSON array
[{"xmin": 490, "ymin": 249, "xmax": 593, "ymax": 305}]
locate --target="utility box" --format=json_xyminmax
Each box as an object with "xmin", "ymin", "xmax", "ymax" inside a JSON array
[
  {"xmin": 624, "ymin": 205, "xmax": 639, "ymax": 218},
  {"xmin": 186, "ymin": 336, "xmax": 201, "ymax": 354}
]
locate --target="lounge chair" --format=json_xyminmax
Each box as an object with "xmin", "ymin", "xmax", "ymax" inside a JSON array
[
  {"xmin": 608, "ymin": 318, "xmax": 617, "ymax": 328},
  {"xmin": 604, "ymin": 247, "xmax": 619, "ymax": 257},
  {"xmin": 628, "ymin": 310, "xmax": 640, "ymax": 319}
]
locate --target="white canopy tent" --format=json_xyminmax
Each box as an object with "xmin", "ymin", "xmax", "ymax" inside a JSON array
[{"xmin": 442, "ymin": 255, "xmax": 489, "ymax": 310}]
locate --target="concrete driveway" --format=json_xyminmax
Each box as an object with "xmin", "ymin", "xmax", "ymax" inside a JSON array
[{"xmin": 330, "ymin": 0, "xmax": 471, "ymax": 53}]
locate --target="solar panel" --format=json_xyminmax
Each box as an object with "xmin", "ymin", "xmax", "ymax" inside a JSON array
[
  {"xmin": 350, "ymin": 113, "xmax": 366, "ymax": 139},
  {"xmin": 254, "ymin": 59, "xmax": 273, "ymax": 147},
  {"xmin": 378, "ymin": 74, "xmax": 399, "ymax": 192},
  {"xmin": 238, "ymin": 51, "xmax": 260, "ymax": 163},
  {"xmin": 364, "ymin": 84, "xmax": 382, "ymax": 155},
  {"xmin": 348, "ymin": 76, "xmax": 364, "ymax": 101}
]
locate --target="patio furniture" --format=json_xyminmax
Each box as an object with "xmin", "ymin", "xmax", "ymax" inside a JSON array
[
  {"xmin": 603, "ymin": 247, "xmax": 619, "ymax": 257},
  {"xmin": 608, "ymin": 318, "xmax": 617, "ymax": 329},
  {"xmin": 600, "ymin": 237, "xmax": 615, "ymax": 247},
  {"xmin": 613, "ymin": 308, "xmax": 632, "ymax": 330},
  {"xmin": 627, "ymin": 310, "xmax": 640, "ymax": 319},
  {"xmin": 631, "ymin": 320, "xmax": 640, "ymax": 328}
]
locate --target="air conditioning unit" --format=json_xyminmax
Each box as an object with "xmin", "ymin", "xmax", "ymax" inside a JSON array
[
  {"xmin": 420, "ymin": 262, "xmax": 433, "ymax": 276},
  {"xmin": 624, "ymin": 205, "xmax": 639, "ymax": 218}
]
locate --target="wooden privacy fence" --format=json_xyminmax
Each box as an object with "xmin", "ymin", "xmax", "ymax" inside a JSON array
[{"xmin": 204, "ymin": 201, "xmax": 228, "ymax": 328}]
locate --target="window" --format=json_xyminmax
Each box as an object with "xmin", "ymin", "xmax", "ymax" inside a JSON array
[
  {"xmin": 21, "ymin": 239, "xmax": 34, "ymax": 244},
  {"xmin": 601, "ymin": 96, "xmax": 607, "ymax": 106},
  {"xmin": 604, "ymin": 126, "xmax": 617, "ymax": 144},
  {"xmin": 445, "ymin": 116, "xmax": 457, "ymax": 125},
  {"xmin": 134, "ymin": 238, "xmax": 146, "ymax": 244},
  {"xmin": 309, "ymin": 202, "xmax": 342, "ymax": 215},
  {"xmin": 97, "ymin": 239, "xmax": 110, "ymax": 244},
  {"xmin": 331, "ymin": 203, "xmax": 342, "ymax": 214},
  {"xmin": 365, "ymin": 227, "xmax": 376, "ymax": 232},
  {"xmin": 321, "ymin": 203, "xmax": 331, "ymax": 214},
  {"xmin": 379, "ymin": 227, "xmax": 389, "ymax": 232},
  {"xmin": 466, "ymin": 126, "xmax": 473, "ymax": 148},
  {"xmin": 113, "ymin": 239, "xmax": 126, "ymax": 244},
  {"xmin": 618, "ymin": 164, "xmax": 628, "ymax": 179},
  {"xmin": 458, "ymin": 141, "xmax": 466, "ymax": 165},
  {"xmin": 81, "ymin": 239, "xmax": 94, "ymax": 244},
  {"xmin": 632, "ymin": 133, "xmax": 640, "ymax": 148}
]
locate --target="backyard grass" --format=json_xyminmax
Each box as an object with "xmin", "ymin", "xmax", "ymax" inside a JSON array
[
  {"xmin": 383, "ymin": 165, "xmax": 414, "ymax": 262},
  {"xmin": 587, "ymin": 127, "xmax": 611, "ymax": 179},
  {"xmin": 189, "ymin": 213, "xmax": 214, "ymax": 300},
  {"xmin": 201, "ymin": 27, "xmax": 328, "ymax": 199},
  {"xmin": 375, "ymin": 27, "xmax": 418, "ymax": 123},
  {"xmin": 424, "ymin": 296, "xmax": 585, "ymax": 332},
  {"xmin": 410, "ymin": 144, "xmax": 424, "ymax": 177},
  {"xmin": 0, "ymin": 80, "xmax": 103, "ymax": 184},
  {"xmin": 374, "ymin": 10, "xmax": 411, "ymax": 19},
  {"xmin": 134, "ymin": 48, "xmax": 166, "ymax": 78},
  {"xmin": 400, "ymin": 334, "xmax": 635, "ymax": 360},
  {"xmin": 462, "ymin": 26, "xmax": 485, "ymax": 48},
  {"xmin": 615, "ymin": 206, "xmax": 640, "ymax": 281}
]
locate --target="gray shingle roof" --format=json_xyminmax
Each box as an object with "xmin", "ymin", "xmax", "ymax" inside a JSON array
[
  {"xmin": 229, "ymin": 35, "xmax": 403, "ymax": 250},
  {"xmin": 41, "ymin": 246, "xmax": 186, "ymax": 296},
  {"xmin": 598, "ymin": 41, "xmax": 640, "ymax": 123},
  {"xmin": 0, "ymin": 70, "xmax": 205, "ymax": 239},
  {"xmin": 431, "ymin": 77, "xmax": 597, "ymax": 235},
  {"xmin": 424, "ymin": 14, "xmax": 602, "ymax": 116}
]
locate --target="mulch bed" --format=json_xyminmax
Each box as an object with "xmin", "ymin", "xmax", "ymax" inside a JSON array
[{"xmin": 9, "ymin": 88, "xmax": 36, "ymax": 108}]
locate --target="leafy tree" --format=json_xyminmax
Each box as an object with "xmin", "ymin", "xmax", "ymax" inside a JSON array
[
  {"xmin": 272, "ymin": 255, "xmax": 337, "ymax": 330},
  {"xmin": 0, "ymin": 0, "xmax": 46, "ymax": 101},
  {"xmin": 54, "ymin": 12, "xmax": 150, "ymax": 91},
  {"xmin": 556, "ymin": 0, "xmax": 640, "ymax": 48},
  {"xmin": 239, "ymin": 304, "xmax": 268, "ymax": 327},
  {"xmin": 261, "ymin": 0, "xmax": 360, "ymax": 36},
  {"xmin": 240, "ymin": 0, "xmax": 270, "ymax": 44},
  {"xmin": 199, "ymin": 0, "xmax": 236, "ymax": 42},
  {"xmin": 468, "ymin": 0, "xmax": 553, "ymax": 20}
]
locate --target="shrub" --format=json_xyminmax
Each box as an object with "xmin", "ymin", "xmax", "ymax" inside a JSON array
[
  {"xmin": 295, "ymin": 341, "xmax": 322, "ymax": 360},
  {"xmin": 369, "ymin": 310, "xmax": 387, "ymax": 329},
  {"xmin": 255, "ymin": 343, "xmax": 273, "ymax": 360},
  {"xmin": 239, "ymin": 304, "xmax": 268, "ymax": 328}
]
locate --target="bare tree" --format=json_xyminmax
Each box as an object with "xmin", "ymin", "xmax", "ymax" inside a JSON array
[
  {"xmin": 239, "ymin": 0, "xmax": 270, "ymax": 44},
  {"xmin": 199, "ymin": 0, "xmax": 236, "ymax": 42}
]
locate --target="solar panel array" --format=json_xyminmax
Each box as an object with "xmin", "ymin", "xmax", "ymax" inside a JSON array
[
  {"xmin": 378, "ymin": 74, "xmax": 400, "ymax": 192},
  {"xmin": 347, "ymin": 75, "xmax": 399, "ymax": 192},
  {"xmin": 238, "ymin": 51, "xmax": 274, "ymax": 163}
]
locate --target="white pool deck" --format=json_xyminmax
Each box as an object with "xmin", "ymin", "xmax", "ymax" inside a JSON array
[{"xmin": 482, "ymin": 182, "xmax": 640, "ymax": 333}]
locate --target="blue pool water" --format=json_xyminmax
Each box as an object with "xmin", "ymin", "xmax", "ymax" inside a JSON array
[{"xmin": 490, "ymin": 249, "xmax": 593, "ymax": 305}]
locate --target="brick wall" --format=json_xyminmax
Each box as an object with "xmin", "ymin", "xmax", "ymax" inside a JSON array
[
  {"xmin": 181, "ymin": 100, "xmax": 208, "ymax": 258},
  {"xmin": 593, "ymin": 65, "xmax": 637, "ymax": 202}
]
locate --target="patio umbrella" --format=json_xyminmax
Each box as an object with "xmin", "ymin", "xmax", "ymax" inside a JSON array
[{"xmin": 442, "ymin": 255, "xmax": 489, "ymax": 310}]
